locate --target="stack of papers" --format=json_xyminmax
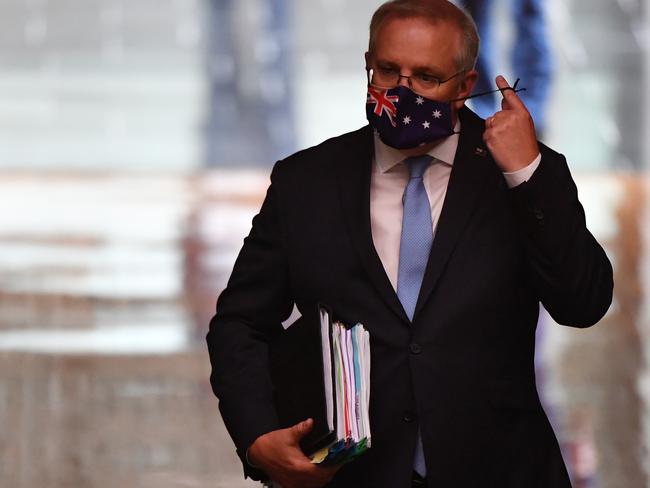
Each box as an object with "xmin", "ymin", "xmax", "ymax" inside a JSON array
[{"xmin": 310, "ymin": 306, "xmax": 371, "ymax": 465}]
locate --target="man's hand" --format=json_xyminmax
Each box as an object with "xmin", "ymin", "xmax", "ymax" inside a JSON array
[
  {"xmin": 483, "ymin": 75, "xmax": 540, "ymax": 172},
  {"xmin": 248, "ymin": 418, "xmax": 342, "ymax": 488}
]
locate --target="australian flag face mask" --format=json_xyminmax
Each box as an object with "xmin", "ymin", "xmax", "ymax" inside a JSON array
[
  {"xmin": 366, "ymin": 85, "xmax": 454, "ymax": 149},
  {"xmin": 365, "ymin": 80, "xmax": 524, "ymax": 150}
]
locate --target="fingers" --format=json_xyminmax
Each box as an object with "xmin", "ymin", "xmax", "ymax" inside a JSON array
[
  {"xmin": 485, "ymin": 111, "xmax": 507, "ymax": 129},
  {"xmin": 295, "ymin": 462, "xmax": 342, "ymax": 488},
  {"xmin": 278, "ymin": 458, "xmax": 341, "ymax": 488},
  {"xmin": 289, "ymin": 418, "xmax": 314, "ymax": 442},
  {"xmin": 251, "ymin": 421, "xmax": 339, "ymax": 488}
]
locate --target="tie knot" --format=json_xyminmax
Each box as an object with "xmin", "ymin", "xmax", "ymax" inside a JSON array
[{"xmin": 404, "ymin": 155, "xmax": 433, "ymax": 179}]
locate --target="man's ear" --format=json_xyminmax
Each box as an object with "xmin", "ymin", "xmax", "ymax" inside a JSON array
[
  {"xmin": 452, "ymin": 69, "xmax": 479, "ymax": 111},
  {"xmin": 364, "ymin": 51, "xmax": 371, "ymax": 68}
]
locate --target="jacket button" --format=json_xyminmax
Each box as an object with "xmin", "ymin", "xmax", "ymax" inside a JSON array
[
  {"xmin": 533, "ymin": 207, "xmax": 544, "ymax": 220},
  {"xmin": 410, "ymin": 343, "xmax": 422, "ymax": 354},
  {"xmin": 403, "ymin": 411, "xmax": 416, "ymax": 423}
]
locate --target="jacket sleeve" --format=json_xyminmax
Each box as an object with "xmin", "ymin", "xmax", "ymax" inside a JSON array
[
  {"xmin": 508, "ymin": 144, "xmax": 614, "ymax": 328},
  {"xmin": 206, "ymin": 162, "xmax": 294, "ymax": 480}
]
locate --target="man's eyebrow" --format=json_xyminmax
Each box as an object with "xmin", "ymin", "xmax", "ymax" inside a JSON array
[
  {"xmin": 411, "ymin": 64, "xmax": 445, "ymax": 75},
  {"xmin": 374, "ymin": 59, "xmax": 445, "ymax": 75},
  {"xmin": 374, "ymin": 59, "xmax": 399, "ymax": 67}
]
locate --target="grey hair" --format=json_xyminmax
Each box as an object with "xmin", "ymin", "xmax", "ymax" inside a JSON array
[{"xmin": 368, "ymin": 0, "xmax": 480, "ymax": 71}]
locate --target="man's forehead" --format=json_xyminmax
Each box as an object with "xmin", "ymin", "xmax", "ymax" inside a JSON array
[
  {"xmin": 370, "ymin": 15, "xmax": 462, "ymax": 68},
  {"xmin": 372, "ymin": 16, "xmax": 462, "ymax": 50},
  {"xmin": 375, "ymin": 14, "xmax": 462, "ymax": 37}
]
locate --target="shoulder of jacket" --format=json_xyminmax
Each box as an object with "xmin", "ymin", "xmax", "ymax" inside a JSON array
[
  {"xmin": 537, "ymin": 141, "xmax": 564, "ymax": 161},
  {"xmin": 271, "ymin": 126, "xmax": 371, "ymax": 181}
]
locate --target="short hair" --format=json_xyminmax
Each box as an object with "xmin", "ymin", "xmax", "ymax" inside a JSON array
[{"xmin": 368, "ymin": 0, "xmax": 479, "ymax": 72}]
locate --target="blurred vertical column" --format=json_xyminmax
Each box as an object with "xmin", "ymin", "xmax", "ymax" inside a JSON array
[
  {"xmin": 457, "ymin": 0, "xmax": 553, "ymax": 132},
  {"xmin": 616, "ymin": 0, "xmax": 646, "ymax": 171},
  {"xmin": 640, "ymin": 0, "xmax": 650, "ymax": 485},
  {"xmin": 643, "ymin": 0, "xmax": 649, "ymax": 173},
  {"xmin": 204, "ymin": 0, "xmax": 296, "ymax": 167}
]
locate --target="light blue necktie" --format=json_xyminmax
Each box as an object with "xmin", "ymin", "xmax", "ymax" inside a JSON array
[{"xmin": 396, "ymin": 155, "xmax": 433, "ymax": 478}]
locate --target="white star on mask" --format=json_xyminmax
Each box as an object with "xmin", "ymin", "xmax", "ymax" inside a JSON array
[
  {"xmin": 432, "ymin": 110, "xmax": 442, "ymax": 118},
  {"xmin": 415, "ymin": 96, "xmax": 425, "ymax": 105},
  {"xmin": 403, "ymin": 116, "xmax": 412, "ymax": 125},
  {"xmin": 422, "ymin": 121, "xmax": 430, "ymax": 129}
]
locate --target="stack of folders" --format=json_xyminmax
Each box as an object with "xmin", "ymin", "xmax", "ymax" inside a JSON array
[{"xmin": 269, "ymin": 304, "xmax": 371, "ymax": 466}]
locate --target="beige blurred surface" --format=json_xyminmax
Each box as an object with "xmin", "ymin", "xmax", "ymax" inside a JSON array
[
  {"xmin": 0, "ymin": 170, "xmax": 266, "ymax": 488},
  {"xmin": 0, "ymin": 169, "xmax": 647, "ymax": 487},
  {"xmin": 0, "ymin": 0, "xmax": 648, "ymax": 484}
]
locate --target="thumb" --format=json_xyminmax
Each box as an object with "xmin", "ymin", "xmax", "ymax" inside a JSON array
[
  {"xmin": 495, "ymin": 75, "xmax": 525, "ymax": 111},
  {"xmin": 289, "ymin": 418, "xmax": 314, "ymax": 442}
]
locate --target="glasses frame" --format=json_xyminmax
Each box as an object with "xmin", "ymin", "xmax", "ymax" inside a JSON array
[{"xmin": 366, "ymin": 67, "xmax": 465, "ymax": 94}]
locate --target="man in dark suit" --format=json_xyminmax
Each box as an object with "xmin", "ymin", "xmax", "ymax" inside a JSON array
[{"xmin": 206, "ymin": 1, "xmax": 613, "ymax": 487}]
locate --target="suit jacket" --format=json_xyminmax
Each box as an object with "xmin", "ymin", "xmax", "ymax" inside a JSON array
[{"xmin": 206, "ymin": 107, "xmax": 613, "ymax": 488}]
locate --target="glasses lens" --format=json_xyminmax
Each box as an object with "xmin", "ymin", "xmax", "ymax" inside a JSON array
[
  {"xmin": 413, "ymin": 74, "xmax": 439, "ymax": 92},
  {"xmin": 369, "ymin": 68, "xmax": 397, "ymax": 88}
]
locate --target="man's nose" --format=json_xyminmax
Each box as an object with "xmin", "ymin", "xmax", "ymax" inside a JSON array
[{"xmin": 396, "ymin": 74, "xmax": 411, "ymax": 88}]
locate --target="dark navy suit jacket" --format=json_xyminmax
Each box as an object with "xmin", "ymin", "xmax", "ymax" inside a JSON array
[{"xmin": 207, "ymin": 107, "xmax": 613, "ymax": 487}]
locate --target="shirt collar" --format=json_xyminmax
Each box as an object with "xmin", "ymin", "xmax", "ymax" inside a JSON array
[{"xmin": 374, "ymin": 120, "xmax": 461, "ymax": 173}]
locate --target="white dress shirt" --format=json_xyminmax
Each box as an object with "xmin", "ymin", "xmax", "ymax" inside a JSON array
[{"xmin": 370, "ymin": 121, "xmax": 541, "ymax": 290}]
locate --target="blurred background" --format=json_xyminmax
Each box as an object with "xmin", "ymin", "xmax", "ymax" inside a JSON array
[{"xmin": 0, "ymin": 0, "xmax": 648, "ymax": 486}]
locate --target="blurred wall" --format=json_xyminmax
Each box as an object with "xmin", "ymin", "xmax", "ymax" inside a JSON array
[{"xmin": 0, "ymin": 0, "xmax": 206, "ymax": 171}]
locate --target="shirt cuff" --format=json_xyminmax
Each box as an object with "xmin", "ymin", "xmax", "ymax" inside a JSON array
[{"xmin": 502, "ymin": 153, "xmax": 542, "ymax": 188}]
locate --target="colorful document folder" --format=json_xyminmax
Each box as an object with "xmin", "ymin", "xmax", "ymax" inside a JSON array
[{"xmin": 269, "ymin": 304, "xmax": 371, "ymax": 465}]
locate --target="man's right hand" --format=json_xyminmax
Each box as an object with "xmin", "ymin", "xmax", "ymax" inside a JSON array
[{"xmin": 248, "ymin": 418, "xmax": 342, "ymax": 488}]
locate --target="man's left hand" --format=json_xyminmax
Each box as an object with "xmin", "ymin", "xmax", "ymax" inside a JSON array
[{"xmin": 483, "ymin": 75, "xmax": 539, "ymax": 172}]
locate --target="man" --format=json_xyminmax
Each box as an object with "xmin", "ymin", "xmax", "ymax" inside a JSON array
[{"xmin": 206, "ymin": 1, "xmax": 613, "ymax": 487}]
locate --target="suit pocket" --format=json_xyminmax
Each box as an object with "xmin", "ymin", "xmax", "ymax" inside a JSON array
[{"xmin": 489, "ymin": 377, "xmax": 543, "ymax": 411}]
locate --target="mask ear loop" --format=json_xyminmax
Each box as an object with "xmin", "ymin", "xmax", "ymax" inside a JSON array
[
  {"xmin": 451, "ymin": 78, "xmax": 526, "ymax": 102},
  {"xmin": 448, "ymin": 79, "xmax": 526, "ymax": 135}
]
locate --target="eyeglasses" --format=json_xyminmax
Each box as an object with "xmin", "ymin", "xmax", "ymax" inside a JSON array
[{"xmin": 366, "ymin": 67, "xmax": 465, "ymax": 93}]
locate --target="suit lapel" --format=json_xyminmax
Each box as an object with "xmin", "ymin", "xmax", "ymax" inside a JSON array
[
  {"xmin": 334, "ymin": 108, "xmax": 493, "ymax": 326},
  {"xmin": 334, "ymin": 126, "xmax": 410, "ymax": 325},
  {"xmin": 413, "ymin": 108, "xmax": 493, "ymax": 321}
]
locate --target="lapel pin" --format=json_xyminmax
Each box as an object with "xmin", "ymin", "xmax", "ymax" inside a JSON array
[{"xmin": 474, "ymin": 147, "xmax": 487, "ymax": 157}]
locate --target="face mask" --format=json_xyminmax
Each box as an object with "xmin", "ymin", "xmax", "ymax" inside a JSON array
[{"xmin": 365, "ymin": 80, "xmax": 524, "ymax": 150}]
